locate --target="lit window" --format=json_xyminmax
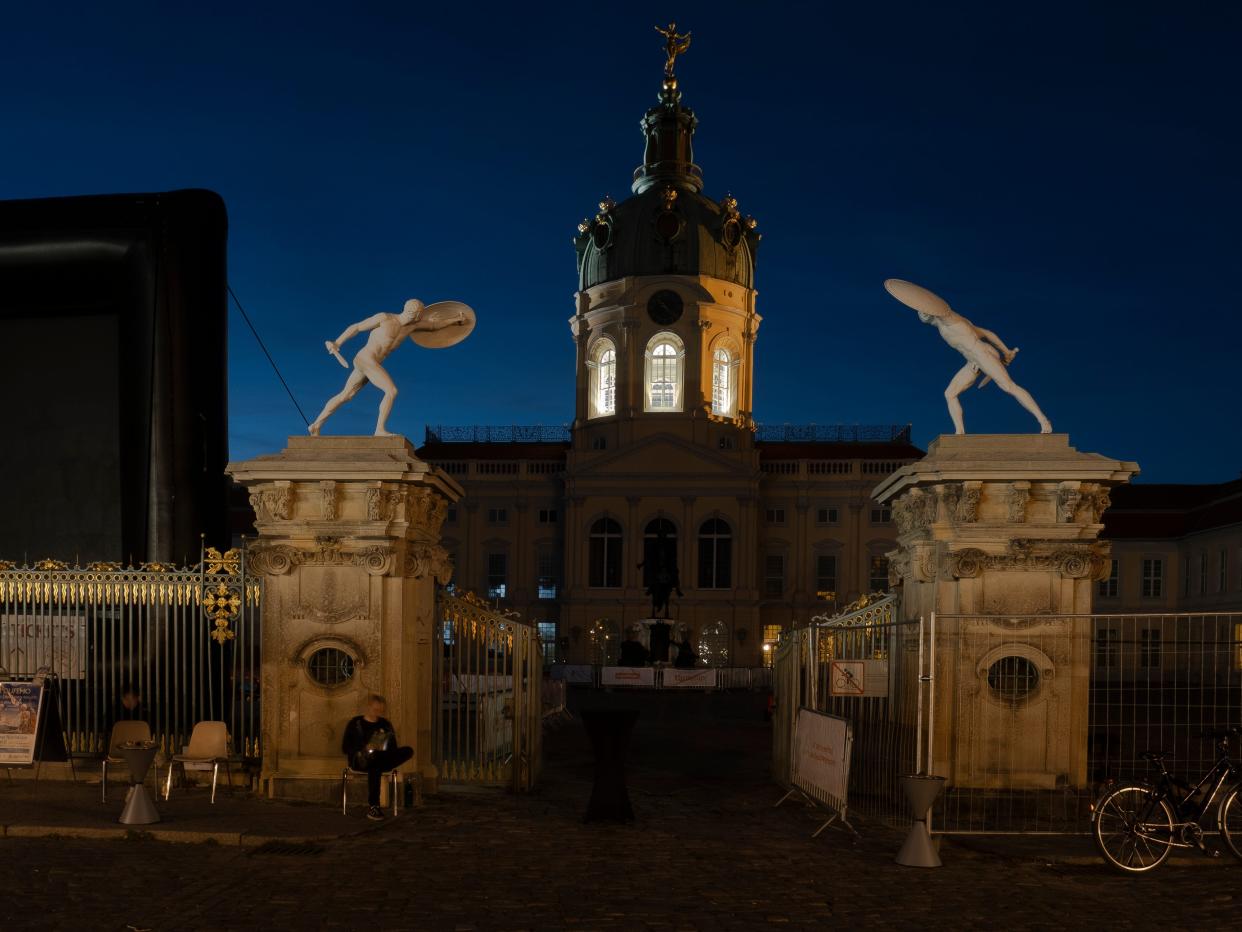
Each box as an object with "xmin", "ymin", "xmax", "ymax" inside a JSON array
[
  {"xmin": 762, "ymin": 624, "xmax": 782, "ymax": 668},
  {"xmin": 712, "ymin": 348, "xmax": 736, "ymax": 417},
  {"xmin": 588, "ymin": 338, "xmax": 617, "ymax": 418},
  {"xmin": 869, "ymin": 555, "xmax": 889, "ymax": 591},
  {"xmin": 1142, "ymin": 558, "xmax": 1163, "ymax": 598},
  {"xmin": 697, "ymin": 518, "xmax": 732, "ymax": 589},
  {"xmin": 816, "ymin": 555, "xmax": 837, "ymax": 600},
  {"xmin": 537, "ymin": 550, "xmax": 559, "ymax": 600},
  {"xmin": 644, "ymin": 333, "xmax": 684, "ymax": 412},
  {"xmin": 764, "ymin": 555, "xmax": 784, "ymax": 597},
  {"xmin": 537, "ymin": 621, "xmax": 558, "ymax": 664},
  {"xmin": 871, "ymin": 506, "xmax": 892, "ymax": 524},
  {"xmin": 698, "ymin": 620, "xmax": 730, "ymax": 667},
  {"xmin": 487, "ymin": 553, "xmax": 508, "ymax": 599},
  {"xmin": 589, "ymin": 517, "xmax": 623, "ymax": 588},
  {"xmin": 816, "ymin": 507, "xmax": 839, "ymax": 526},
  {"xmin": 1098, "ymin": 559, "xmax": 1118, "ymax": 598}
]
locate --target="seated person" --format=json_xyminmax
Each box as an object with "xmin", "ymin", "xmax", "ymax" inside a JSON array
[
  {"xmin": 617, "ymin": 635, "xmax": 649, "ymax": 667},
  {"xmin": 673, "ymin": 635, "xmax": 696, "ymax": 669},
  {"xmin": 341, "ymin": 694, "xmax": 414, "ymax": 820}
]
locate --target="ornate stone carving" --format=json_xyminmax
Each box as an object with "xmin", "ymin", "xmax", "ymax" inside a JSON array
[
  {"xmin": 939, "ymin": 483, "xmax": 961, "ymax": 524},
  {"xmin": 249, "ymin": 487, "xmax": 291, "ymax": 522},
  {"xmin": 945, "ymin": 539, "xmax": 1108, "ymax": 580},
  {"xmin": 320, "ymin": 481, "xmax": 338, "ymax": 520},
  {"xmin": 406, "ymin": 488, "xmax": 448, "ymax": 536},
  {"xmin": 366, "ymin": 488, "xmax": 407, "ymax": 522},
  {"xmin": 247, "ymin": 544, "xmax": 300, "ymax": 575},
  {"xmin": 893, "ymin": 490, "xmax": 936, "ymax": 536},
  {"xmin": 1057, "ymin": 484, "xmax": 1082, "ymax": 523},
  {"xmin": 955, "ymin": 483, "xmax": 981, "ymax": 523},
  {"xmin": 948, "ymin": 548, "xmax": 987, "ymax": 579},
  {"xmin": 290, "ymin": 597, "xmax": 367, "ymax": 625},
  {"xmin": 1007, "ymin": 482, "xmax": 1030, "ymax": 523},
  {"xmin": 887, "ymin": 549, "xmax": 909, "ymax": 586},
  {"xmin": 403, "ymin": 543, "xmax": 454, "ymax": 584},
  {"xmin": 1079, "ymin": 488, "xmax": 1111, "ymax": 523},
  {"xmin": 246, "ymin": 538, "xmax": 394, "ymax": 576}
]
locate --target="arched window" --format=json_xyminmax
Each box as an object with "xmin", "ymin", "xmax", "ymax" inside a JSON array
[
  {"xmin": 712, "ymin": 347, "xmax": 737, "ymax": 417},
  {"xmin": 698, "ymin": 620, "xmax": 730, "ymax": 667},
  {"xmin": 589, "ymin": 517, "xmax": 623, "ymax": 588},
  {"xmin": 698, "ymin": 517, "xmax": 732, "ymax": 589},
  {"xmin": 644, "ymin": 332, "xmax": 684, "ymax": 412},
  {"xmin": 587, "ymin": 338, "xmax": 617, "ymax": 418}
]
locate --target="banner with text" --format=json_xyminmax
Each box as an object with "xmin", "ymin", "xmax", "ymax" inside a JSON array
[
  {"xmin": 662, "ymin": 668, "xmax": 717, "ymax": 688},
  {"xmin": 793, "ymin": 707, "xmax": 853, "ymax": 812},
  {"xmin": 601, "ymin": 667, "xmax": 655, "ymax": 687},
  {"xmin": 1, "ymin": 614, "xmax": 88, "ymax": 680}
]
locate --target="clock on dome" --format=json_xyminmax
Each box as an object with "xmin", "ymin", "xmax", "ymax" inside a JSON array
[{"xmin": 647, "ymin": 289, "xmax": 684, "ymax": 326}]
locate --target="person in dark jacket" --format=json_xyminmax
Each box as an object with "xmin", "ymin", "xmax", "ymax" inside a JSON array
[{"xmin": 341, "ymin": 694, "xmax": 413, "ymax": 820}]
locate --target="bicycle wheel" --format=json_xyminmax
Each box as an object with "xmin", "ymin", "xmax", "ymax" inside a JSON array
[
  {"xmin": 1093, "ymin": 783, "xmax": 1175, "ymax": 873},
  {"xmin": 1218, "ymin": 786, "xmax": 1242, "ymax": 861}
]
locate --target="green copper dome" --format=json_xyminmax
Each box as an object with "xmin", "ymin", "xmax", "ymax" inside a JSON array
[{"xmin": 574, "ymin": 81, "xmax": 760, "ymax": 291}]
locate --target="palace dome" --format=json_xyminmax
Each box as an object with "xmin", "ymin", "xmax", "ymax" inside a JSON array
[{"xmin": 574, "ymin": 79, "xmax": 760, "ymax": 291}]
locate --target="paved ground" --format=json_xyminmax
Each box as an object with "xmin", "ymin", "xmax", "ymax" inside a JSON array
[{"xmin": 2, "ymin": 698, "xmax": 1240, "ymax": 930}]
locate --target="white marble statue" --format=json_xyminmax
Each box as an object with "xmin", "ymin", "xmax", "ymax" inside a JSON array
[
  {"xmin": 308, "ymin": 298, "xmax": 475, "ymax": 437},
  {"xmin": 885, "ymin": 279, "xmax": 1052, "ymax": 435}
]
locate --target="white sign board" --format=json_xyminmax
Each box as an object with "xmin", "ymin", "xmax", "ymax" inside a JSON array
[
  {"xmin": 662, "ymin": 668, "xmax": 717, "ymax": 689},
  {"xmin": 1, "ymin": 614, "xmax": 88, "ymax": 680},
  {"xmin": 0, "ymin": 681, "xmax": 44, "ymax": 765},
  {"xmin": 793, "ymin": 707, "xmax": 852, "ymax": 809},
  {"xmin": 828, "ymin": 659, "xmax": 888, "ymax": 698},
  {"xmin": 601, "ymin": 666, "xmax": 655, "ymax": 687}
]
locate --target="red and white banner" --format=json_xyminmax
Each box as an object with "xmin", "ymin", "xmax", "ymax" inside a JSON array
[
  {"xmin": 661, "ymin": 668, "xmax": 717, "ymax": 689},
  {"xmin": 601, "ymin": 666, "xmax": 655, "ymax": 687}
]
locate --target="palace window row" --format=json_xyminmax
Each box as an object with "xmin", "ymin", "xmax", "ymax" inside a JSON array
[{"xmin": 587, "ymin": 333, "xmax": 738, "ymax": 419}]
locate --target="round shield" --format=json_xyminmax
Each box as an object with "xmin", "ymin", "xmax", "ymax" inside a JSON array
[
  {"xmin": 883, "ymin": 279, "xmax": 953, "ymax": 318},
  {"xmin": 410, "ymin": 301, "xmax": 476, "ymax": 349}
]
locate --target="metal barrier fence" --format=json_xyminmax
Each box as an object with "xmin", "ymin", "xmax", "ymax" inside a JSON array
[
  {"xmin": 550, "ymin": 664, "xmax": 773, "ymax": 690},
  {"xmin": 772, "ymin": 595, "xmax": 926, "ymax": 828},
  {"xmin": 927, "ymin": 612, "xmax": 1242, "ymax": 834},
  {"xmin": 435, "ymin": 593, "xmax": 543, "ymax": 791},
  {"xmin": 0, "ymin": 547, "xmax": 261, "ymax": 760}
]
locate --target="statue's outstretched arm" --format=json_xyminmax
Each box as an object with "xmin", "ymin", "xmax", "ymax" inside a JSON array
[
  {"xmin": 416, "ymin": 311, "xmax": 469, "ymax": 332},
  {"xmin": 332, "ymin": 313, "xmax": 386, "ymax": 348},
  {"xmin": 975, "ymin": 326, "xmax": 1014, "ymax": 357}
]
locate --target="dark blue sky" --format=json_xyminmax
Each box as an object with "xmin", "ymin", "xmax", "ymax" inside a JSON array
[{"xmin": 4, "ymin": 2, "xmax": 1239, "ymax": 482}]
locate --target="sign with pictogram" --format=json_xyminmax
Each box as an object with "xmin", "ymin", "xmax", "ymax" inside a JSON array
[{"xmin": 829, "ymin": 659, "xmax": 889, "ymax": 698}]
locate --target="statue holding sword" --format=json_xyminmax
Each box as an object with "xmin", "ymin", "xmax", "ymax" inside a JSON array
[
  {"xmin": 308, "ymin": 298, "xmax": 475, "ymax": 437},
  {"xmin": 884, "ymin": 279, "xmax": 1052, "ymax": 435}
]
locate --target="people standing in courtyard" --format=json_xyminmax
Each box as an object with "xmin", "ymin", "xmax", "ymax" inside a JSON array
[
  {"xmin": 618, "ymin": 630, "xmax": 649, "ymax": 667},
  {"xmin": 342, "ymin": 694, "xmax": 413, "ymax": 820}
]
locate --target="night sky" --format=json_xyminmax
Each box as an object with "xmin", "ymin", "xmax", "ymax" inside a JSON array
[{"xmin": 4, "ymin": 2, "xmax": 1239, "ymax": 483}]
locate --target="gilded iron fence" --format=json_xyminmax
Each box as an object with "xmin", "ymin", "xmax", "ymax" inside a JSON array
[
  {"xmin": 772, "ymin": 594, "xmax": 926, "ymax": 828},
  {"xmin": 0, "ymin": 546, "xmax": 261, "ymax": 760},
  {"xmin": 435, "ymin": 593, "xmax": 543, "ymax": 791},
  {"xmin": 925, "ymin": 612, "xmax": 1242, "ymax": 834}
]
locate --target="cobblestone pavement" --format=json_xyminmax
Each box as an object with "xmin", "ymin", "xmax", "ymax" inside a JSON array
[{"xmin": 2, "ymin": 707, "xmax": 1239, "ymax": 931}]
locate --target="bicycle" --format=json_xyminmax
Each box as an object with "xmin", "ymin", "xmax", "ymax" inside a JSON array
[{"xmin": 1092, "ymin": 726, "xmax": 1242, "ymax": 873}]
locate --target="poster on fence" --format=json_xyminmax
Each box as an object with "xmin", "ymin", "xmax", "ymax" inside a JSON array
[
  {"xmin": 828, "ymin": 659, "xmax": 888, "ymax": 698},
  {"xmin": 0, "ymin": 681, "xmax": 44, "ymax": 765},
  {"xmin": 0, "ymin": 614, "xmax": 88, "ymax": 679},
  {"xmin": 793, "ymin": 707, "xmax": 852, "ymax": 810},
  {"xmin": 601, "ymin": 666, "xmax": 655, "ymax": 687},
  {"xmin": 662, "ymin": 668, "xmax": 717, "ymax": 688}
]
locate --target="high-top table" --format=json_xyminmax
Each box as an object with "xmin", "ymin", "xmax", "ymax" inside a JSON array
[{"xmin": 117, "ymin": 740, "xmax": 161, "ymax": 825}]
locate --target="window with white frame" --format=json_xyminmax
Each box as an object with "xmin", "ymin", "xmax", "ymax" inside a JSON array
[
  {"xmin": 869, "ymin": 555, "xmax": 890, "ymax": 591},
  {"xmin": 764, "ymin": 554, "xmax": 784, "ymax": 597},
  {"xmin": 765, "ymin": 507, "xmax": 786, "ymax": 525},
  {"xmin": 537, "ymin": 550, "xmax": 559, "ymax": 600},
  {"xmin": 871, "ymin": 506, "xmax": 892, "ymax": 524},
  {"xmin": 697, "ymin": 517, "xmax": 732, "ymax": 589},
  {"xmin": 644, "ymin": 332, "xmax": 684, "ymax": 411},
  {"xmin": 816, "ymin": 507, "xmax": 839, "ymax": 526},
  {"xmin": 711, "ymin": 347, "xmax": 737, "ymax": 417},
  {"xmin": 762, "ymin": 624, "xmax": 782, "ymax": 668},
  {"xmin": 815, "ymin": 554, "xmax": 837, "ymax": 600},
  {"xmin": 1142, "ymin": 558, "xmax": 1163, "ymax": 598},
  {"xmin": 587, "ymin": 338, "xmax": 617, "ymax": 418},
  {"xmin": 487, "ymin": 552, "xmax": 508, "ymax": 599},
  {"xmin": 1098, "ymin": 559, "xmax": 1118, "ymax": 598},
  {"xmin": 536, "ymin": 621, "xmax": 557, "ymax": 664},
  {"xmin": 589, "ymin": 517, "xmax": 623, "ymax": 588}
]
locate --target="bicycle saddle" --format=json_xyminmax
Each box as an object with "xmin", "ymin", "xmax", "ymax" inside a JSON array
[{"xmin": 1140, "ymin": 750, "xmax": 1169, "ymax": 762}]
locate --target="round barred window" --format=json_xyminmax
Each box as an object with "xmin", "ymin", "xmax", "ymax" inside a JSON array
[
  {"xmin": 307, "ymin": 647, "xmax": 355, "ymax": 687},
  {"xmin": 986, "ymin": 655, "xmax": 1040, "ymax": 702}
]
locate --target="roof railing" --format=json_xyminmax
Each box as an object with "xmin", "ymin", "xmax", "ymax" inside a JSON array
[
  {"xmin": 424, "ymin": 425, "xmax": 572, "ymax": 444},
  {"xmin": 754, "ymin": 424, "xmax": 912, "ymax": 444}
]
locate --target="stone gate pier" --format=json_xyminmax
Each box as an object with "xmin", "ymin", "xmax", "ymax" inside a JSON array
[
  {"xmin": 228, "ymin": 436, "xmax": 462, "ymax": 798},
  {"xmin": 872, "ymin": 434, "xmax": 1138, "ymax": 791}
]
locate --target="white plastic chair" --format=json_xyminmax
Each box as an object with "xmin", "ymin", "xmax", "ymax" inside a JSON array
[
  {"xmin": 341, "ymin": 765, "xmax": 401, "ymax": 816},
  {"xmin": 163, "ymin": 721, "xmax": 232, "ymax": 803},
  {"xmin": 101, "ymin": 720, "xmax": 155, "ymax": 803}
]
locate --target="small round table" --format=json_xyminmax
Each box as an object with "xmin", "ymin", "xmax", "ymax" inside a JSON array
[{"xmin": 117, "ymin": 740, "xmax": 161, "ymax": 825}]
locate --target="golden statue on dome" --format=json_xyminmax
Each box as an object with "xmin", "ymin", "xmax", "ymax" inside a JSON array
[{"xmin": 655, "ymin": 22, "xmax": 691, "ymax": 79}]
